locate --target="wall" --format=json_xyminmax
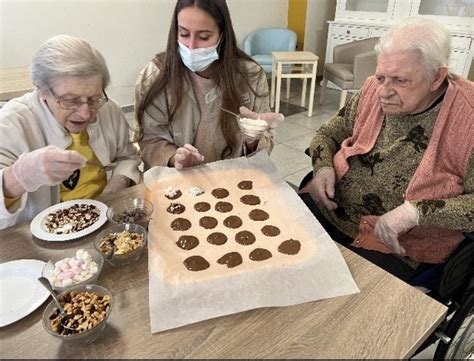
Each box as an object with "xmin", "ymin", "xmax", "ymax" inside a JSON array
[
  {"xmin": 288, "ymin": 0, "xmax": 307, "ymax": 50},
  {"xmin": 303, "ymin": 0, "xmax": 336, "ymax": 75},
  {"xmin": 0, "ymin": 0, "xmax": 288, "ymax": 106}
]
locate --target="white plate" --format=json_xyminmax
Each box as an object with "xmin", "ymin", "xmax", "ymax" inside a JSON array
[
  {"xmin": 30, "ymin": 199, "xmax": 108, "ymax": 241},
  {"xmin": 0, "ymin": 259, "xmax": 50, "ymax": 327}
]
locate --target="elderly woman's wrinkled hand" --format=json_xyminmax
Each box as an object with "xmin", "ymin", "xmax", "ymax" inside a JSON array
[
  {"xmin": 174, "ymin": 144, "xmax": 205, "ymax": 170},
  {"xmin": 374, "ymin": 201, "xmax": 420, "ymax": 256},
  {"xmin": 304, "ymin": 167, "xmax": 338, "ymax": 211},
  {"xmin": 11, "ymin": 145, "xmax": 87, "ymax": 192},
  {"xmin": 239, "ymin": 106, "xmax": 284, "ymax": 138}
]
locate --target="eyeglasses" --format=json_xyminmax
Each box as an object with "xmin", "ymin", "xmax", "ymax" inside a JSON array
[{"xmin": 48, "ymin": 88, "xmax": 109, "ymax": 110}]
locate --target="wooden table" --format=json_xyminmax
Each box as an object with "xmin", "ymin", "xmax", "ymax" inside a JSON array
[
  {"xmin": 0, "ymin": 66, "xmax": 33, "ymax": 101},
  {"xmin": 270, "ymin": 51, "xmax": 319, "ymax": 117},
  {"xmin": 0, "ymin": 185, "xmax": 447, "ymax": 358}
]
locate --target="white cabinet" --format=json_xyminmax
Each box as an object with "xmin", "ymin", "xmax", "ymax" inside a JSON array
[{"xmin": 325, "ymin": 0, "xmax": 473, "ymax": 78}]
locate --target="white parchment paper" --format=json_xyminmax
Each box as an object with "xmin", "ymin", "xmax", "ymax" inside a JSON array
[{"xmin": 144, "ymin": 151, "xmax": 359, "ymax": 333}]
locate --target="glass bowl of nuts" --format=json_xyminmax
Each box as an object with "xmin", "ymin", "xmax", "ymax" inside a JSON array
[
  {"xmin": 42, "ymin": 284, "xmax": 113, "ymax": 344},
  {"xmin": 42, "ymin": 248, "xmax": 104, "ymax": 293},
  {"xmin": 106, "ymin": 197, "xmax": 153, "ymax": 229},
  {"xmin": 94, "ymin": 223, "xmax": 147, "ymax": 266}
]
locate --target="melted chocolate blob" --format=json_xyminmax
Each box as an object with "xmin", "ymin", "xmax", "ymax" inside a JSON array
[
  {"xmin": 249, "ymin": 209, "xmax": 269, "ymax": 221},
  {"xmin": 176, "ymin": 235, "xmax": 199, "ymax": 250},
  {"xmin": 199, "ymin": 216, "xmax": 218, "ymax": 229},
  {"xmin": 261, "ymin": 225, "xmax": 280, "ymax": 237},
  {"xmin": 237, "ymin": 180, "xmax": 253, "ymax": 190},
  {"xmin": 249, "ymin": 248, "xmax": 272, "ymax": 261},
  {"xmin": 167, "ymin": 202, "xmax": 185, "ymax": 214},
  {"xmin": 194, "ymin": 202, "xmax": 211, "ymax": 212},
  {"xmin": 240, "ymin": 195, "xmax": 261, "ymax": 205},
  {"xmin": 211, "ymin": 188, "xmax": 230, "ymax": 199},
  {"xmin": 171, "ymin": 218, "xmax": 191, "ymax": 231},
  {"xmin": 165, "ymin": 190, "xmax": 182, "ymax": 200},
  {"xmin": 207, "ymin": 232, "xmax": 228, "ymax": 245},
  {"xmin": 183, "ymin": 255, "xmax": 210, "ymax": 271},
  {"xmin": 223, "ymin": 215, "xmax": 243, "ymax": 229},
  {"xmin": 278, "ymin": 239, "xmax": 301, "ymax": 255},
  {"xmin": 217, "ymin": 252, "xmax": 243, "ymax": 268},
  {"xmin": 235, "ymin": 230, "xmax": 256, "ymax": 245},
  {"xmin": 215, "ymin": 201, "xmax": 233, "ymax": 213}
]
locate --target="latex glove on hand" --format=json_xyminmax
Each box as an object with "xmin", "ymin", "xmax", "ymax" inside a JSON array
[
  {"xmin": 11, "ymin": 145, "xmax": 87, "ymax": 192},
  {"xmin": 174, "ymin": 144, "xmax": 205, "ymax": 170},
  {"xmin": 374, "ymin": 201, "xmax": 419, "ymax": 256},
  {"xmin": 239, "ymin": 106, "xmax": 284, "ymax": 138},
  {"xmin": 302, "ymin": 167, "xmax": 337, "ymax": 210},
  {"xmin": 101, "ymin": 175, "xmax": 130, "ymax": 196}
]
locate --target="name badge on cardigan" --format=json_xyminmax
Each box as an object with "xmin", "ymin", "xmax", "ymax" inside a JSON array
[
  {"xmin": 62, "ymin": 169, "xmax": 80, "ymax": 190},
  {"xmin": 205, "ymin": 88, "xmax": 218, "ymax": 105}
]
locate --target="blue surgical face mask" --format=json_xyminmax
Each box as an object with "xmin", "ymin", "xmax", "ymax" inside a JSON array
[{"xmin": 178, "ymin": 38, "xmax": 220, "ymax": 73}]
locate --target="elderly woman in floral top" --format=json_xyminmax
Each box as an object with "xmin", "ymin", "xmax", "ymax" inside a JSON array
[{"xmin": 300, "ymin": 17, "xmax": 473, "ymax": 282}]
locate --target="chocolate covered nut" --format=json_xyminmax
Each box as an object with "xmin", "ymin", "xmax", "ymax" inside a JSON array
[
  {"xmin": 176, "ymin": 235, "xmax": 199, "ymax": 250},
  {"xmin": 237, "ymin": 180, "xmax": 253, "ymax": 190},
  {"xmin": 211, "ymin": 188, "xmax": 230, "ymax": 199},
  {"xmin": 235, "ymin": 230, "xmax": 256, "ymax": 245},
  {"xmin": 184, "ymin": 255, "xmax": 210, "ymax": 271},
  {"xmin": 207, "ymin": 232, "xmax": 228, "ymax": 245},
  {"xmin": 167, "ymin": 202, "xmax": 185, "ymax": 214},
  {"xmin": 248, "ymin": 209, "xmax": 269, "ymax": 221},
  {"xmin": 278, "ymin": 239, "xmax": 301, "ymax": 255},
  {"xmin": 249, "ymin": 248, "xmax": 272, "ymax": 261},
  {"xmin": 261, "ymin": 225, "xmax": 280, "ymax": 237},
  {"xmin": 223, "ymin": 215, "xmax": 242, "ymax": 229},
  {"xmin": 165, "ymin": 187, "xmax": 182, "ymax": 200},
  {"xmin": 194, "ymin": 202, "xmax": 211, "ymax": 212},
  {"xmin": 217, "ymin": 252, "xmax": 243, "ymax": 268},
  {"xmin": 215, "ymin": 201, "xmax": 233, "ymax": 213},
  {"xmin": 171, "ymin": 218, "xmax": 192, "ymax": 231},
  {"xmin": 199, "ymin": 216, "xmax": 218, "ymax": 229},
  {"xmin": 240, "ymin": 195, "xmax": 260, "ymax": 205}
]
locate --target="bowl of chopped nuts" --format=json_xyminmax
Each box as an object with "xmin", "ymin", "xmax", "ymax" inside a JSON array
[
  {"xmin": 94, "ymin": 223, "xmax": 147, "ymax": 266},
  {"xmin": 42, "ymin": 284, "xmax": 113, "ymax": 344},
  {"xmin": 106, "ymin": 197, "xmax": 153, "ymax": 229},
  {"xmin": 42, "ymin": 248, "xmax": 104, "ymax": 293}
]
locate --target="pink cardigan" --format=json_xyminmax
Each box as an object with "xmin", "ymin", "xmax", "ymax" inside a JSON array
[{"xmin": 333, "ymin": 75, "xmax": 473, "ymax": 263}]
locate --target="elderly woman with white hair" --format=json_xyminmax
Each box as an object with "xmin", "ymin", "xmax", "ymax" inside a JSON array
[
  {"xmin": 0, "ymin": 35, "xmax": 141, "ymax": 229},
  {"xmin": 300, "ymin": 18, "xmax": 473, "ymax": 282}
]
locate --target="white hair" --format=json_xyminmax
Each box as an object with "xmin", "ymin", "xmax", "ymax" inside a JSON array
[
  {"xmin": 375, "ymin": 17, "xmax": 451, "ymax": 77},
  {"xmin": 31, "ymin": 34, "xmax": 110, "ymax": 90}
]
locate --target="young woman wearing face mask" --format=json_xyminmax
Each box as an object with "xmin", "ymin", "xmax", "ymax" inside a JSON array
[{"xmin": 134, "ymin": 0, "xmax": 283, "ymax": 170}]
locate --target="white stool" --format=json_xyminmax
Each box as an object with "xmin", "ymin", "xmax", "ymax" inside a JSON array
[{"xmin": 270, "ymin": 51, "xmax": 319, "ymax": 117}]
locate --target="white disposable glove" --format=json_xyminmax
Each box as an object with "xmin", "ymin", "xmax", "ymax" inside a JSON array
[
  {"xmin": 374, "ymin": 201, "xmax": 419, "ymax": 256},
  {"xmin": 174, "ymin": 144, "xmax": 205, "ymax": 170},
  {"xmin": 239, "ymin": 106, "xmax": 284, "ymax": 138},
  {"xmin": 101, "ymin": 175, "xmax": 130, "ymax": 196},
  {"xmin": 304, "ymin": 167, "xmax": 338, "ymax": 210},
  {"xmin": 11, "ymin": 145, "xmax": 87, "ymax": 192}
]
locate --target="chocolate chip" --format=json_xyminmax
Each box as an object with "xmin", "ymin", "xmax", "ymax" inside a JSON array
[
  {"xmin": 217, "ymin": 252, "xmax": 243, "ymax": 268},
  {"xmin": 223, "ymin": 215, "xmax": 242, "ymax": 229},
  {"xmin": 199, "ymin": 216, "xmax": 218, "ymax": 229},
  {"xmin": 278, "ymin": 239, "xmax": 301, "ymax": 255},
  {"xmin": 207, "ymin": 232, "xmax": 228, "ymax": 245},
  {"xmin": 261, "ymin": 225, "xmax": 280, "ymax": 237},
  {"xmin": 170, "ymin": 218, "xmax": 191, "ymax": 231},
  {"xmin": 167, "ymin": 202, "xmax": 185, "ymax": 214},
  {"xmin": 249, "ymin": 209, "xmax": 269, "ymax": 221},
  {"xmin": 211, "ymin": 188, "xmax": 229, "ymax": 199},
  {"xmin": 183, "ymin": 255, "xmax": 210, "ymax": 271},
  {"xmin": 237, "ymin": 180, "xmax": 253, "ymax": 190},
  {"xmin": 165, "ymin": 190, "xmax": 182, "ymax": 200},
  {"xmin": 194, "ymin": 202, "xmax": 211, "ymax": 212},
  {"xmin": 176, "ymin": 235, "xmax": 199, "ymax": 250},
  {"xmin": 215, "ymin": 201, "xmax": 233, "ymax": 213},
  {"xmin": 249, "ymin": 248, "xmax": 272, "ymax": 261},
  {"xmin": 240, "ymin": 195, "xmax": 260, "ymax": 205},
  {"xmin": 235, "ymin": 230, "xmax": 256, "ymax": 245}
]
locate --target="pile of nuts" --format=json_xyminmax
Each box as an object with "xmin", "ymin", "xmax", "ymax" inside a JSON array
[
  {"xmin": 49, "ymin": 290, "xmax": 111, "ymax": 336},
  {"xmin": 44, "ymin": 204, "xmax": 100, "ymax": 234},
  {"xmin": 114, "ymin": 208, "xmax": 148, "ymax": 223},
  {"xmin": 98, "ymin": 230, "xmax": 145, "ymax": 255}
]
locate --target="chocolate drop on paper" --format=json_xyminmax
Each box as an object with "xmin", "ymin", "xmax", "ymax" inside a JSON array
[
  {"xmin": 249, "ymin": 248, "xmax": 272, "ymax": 261},
  {"xmin": 199, "ymin": 216, "xmax": 218, "ymax": 229},
  {"xmin": 240, "ymin": 195, "xmax": 260, "ymax": 205},
  {"xmin": 278, "ymin": 239, "xmax": 301, "ymax": 255},
  {"xmin": 261, "ymin": 225, "xmax": 280, "ymax": 237},
  {"xmin": 183, "ymin": 255, "xmax": 210, "ymax": 271},
  {"xmin": 167, "ymin": 202, "xmax": 185, "ymax": 214},
  {"xmin": 171, "ymin": 218, "xmax": 191, "ymax": 231},
  {"xmin": 249, "ymin": 209, "xmax": 269, "ymax": 221},
  {"xmin": 215, "ymin": 201, "xmax": 233, "ymax": 213},
  {"xmin": 176, "ymin": 235, "xmax": 199, "ymax": 250},
  {"xmin": 237, "ymin": 180, "xmax": 253, "ymax": 190},
  {"xmin": 194, "ymin": 202, "xmax": 211, "ymax": 212},
  {"xmin": 223, "ymin": 215, "xmax": 242, "ymax": 229},
  {"xmin": 207, "ymin": 232, "xmax": 228, "ymax": 245},
  {"xmin": 235, "ymin": 230, "xmax": 256, "ymax": 245},
  {"xmin": 165, "ymin": 190, "xmax": 182, "ymax": 200},
  {"xmin": 217, "ymin": 252, "xmax": 243, "ymax": 268},
  {"xmin": 211, "ymin": 188, "xmax": 229, "ymax": 199}
]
